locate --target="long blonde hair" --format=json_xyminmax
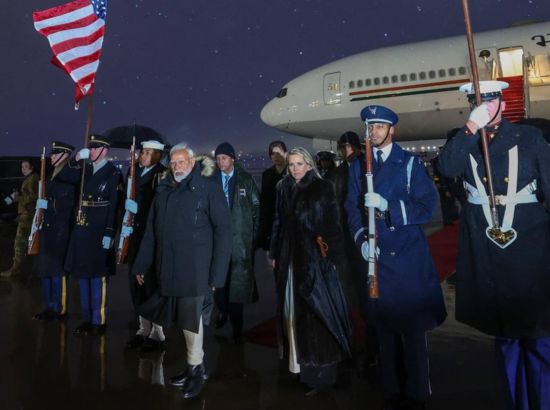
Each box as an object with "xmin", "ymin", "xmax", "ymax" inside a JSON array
[{"xmin": 288, "ymin": 147, "xmax": 321, "ymax": 179}]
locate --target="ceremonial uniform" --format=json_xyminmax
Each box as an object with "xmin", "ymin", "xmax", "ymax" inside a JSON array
[
  {"xmin": 439, "ymin": 81, "xmax": 550, "ymax": 410},
  {"xmin": 64, "ymin": 135, "xmax": 122, "ymax": 334},
  {"xmin": 33, "ymin": 142, "xmax": 76, "ymax": 320},
  {"xmin": 123, "ymin": 140, "xmax": 166, "ymax": 349},
  {"xmin": 345, "ymin": 105, "xmax": 446, "ymax": 408}
]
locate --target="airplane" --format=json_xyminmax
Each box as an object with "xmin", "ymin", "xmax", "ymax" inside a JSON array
[{"xmin": 260, "ymin": 21, "xmax": 550, "ymax": 150}]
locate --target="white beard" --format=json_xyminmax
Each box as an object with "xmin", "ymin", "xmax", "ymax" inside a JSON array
[{"xmin": 173, "ymin": 170, "xmax": 190, "ymax": 182}]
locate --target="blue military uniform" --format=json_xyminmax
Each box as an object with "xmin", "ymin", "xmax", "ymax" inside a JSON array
[
  {"xmin": 439, "ymin": 81, "xmax": 550, "ymax": 410},
  {"xmin": 32, "ymin": 142, "xmax": 76, "ymax": 321},
  {"xmin": 345, "ymin": 105, "xmax": 446, "ymax": 406},
  {"xmin": 63, "ymin": 135, "xmax": 122, "ymax": 335}
]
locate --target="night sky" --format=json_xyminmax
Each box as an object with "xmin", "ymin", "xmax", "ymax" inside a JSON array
[{"xmin": 2, "ymin": 0, "xmax": 550, "ymax": 156}]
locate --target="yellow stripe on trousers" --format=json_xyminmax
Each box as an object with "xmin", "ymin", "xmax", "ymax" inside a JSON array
[{"xmin": 100, "ymin": 277, "xmax": 107, "ymax": 325}]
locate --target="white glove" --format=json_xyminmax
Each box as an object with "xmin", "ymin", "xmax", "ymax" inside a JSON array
[
  {"xmin": 120, "ymin": 226, "xmax": 133, "ymax": 238},
  {"xmin": 77, "ymin": 148, "xmax": 90, "ymax": 160},
  {"xmin": 102, "ymin": 236, "xmax": 114, "ymax": 249},
  {"xmin": 125, "ymin": 199, "xmax": 138, "ymax": 214},
  {"xmin": 364, "ymin": 193, "xmax": 388, "ymax": 211},
  {"xmin": 468, "ymin": 104, "xmax": 491, "ymax": 129},
  {"xmin": 36, "ymin": 199, "xmax": 48, "ymax": 210},
  {"xmin": 361, "ymin": 242, "xmax": 380, "ymax": 261}
]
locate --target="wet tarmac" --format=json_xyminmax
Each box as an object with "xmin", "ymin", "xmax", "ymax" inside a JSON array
[{"xmin": 0, "ymin": 219, "xmax": 507, "ymax": 410}]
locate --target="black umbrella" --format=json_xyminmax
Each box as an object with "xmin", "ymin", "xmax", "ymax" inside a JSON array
[
  {"xmin": 103, "ymin": 124, "xmax": 166, "ymax": 149},
  {"xmin": 300, "ymin": 258, "xmax": 353, "ymax": 357}
]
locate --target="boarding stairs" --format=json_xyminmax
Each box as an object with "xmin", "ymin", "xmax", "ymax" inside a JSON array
[{"xmin": 497, "ymin": 75, "xmax": 526, "ymax": 123}]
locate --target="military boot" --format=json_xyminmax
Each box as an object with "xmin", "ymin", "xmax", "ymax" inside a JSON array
[{"xmin": 169, "ymin": 357, "xmax": 209, "ymax": 387}]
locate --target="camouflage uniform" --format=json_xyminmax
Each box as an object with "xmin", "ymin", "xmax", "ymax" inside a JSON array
[{"xmin": 1, "ymin": 172, "xmax": 39, "ymax": 277}]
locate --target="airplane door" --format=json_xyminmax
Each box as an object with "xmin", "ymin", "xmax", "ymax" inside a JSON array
[
  {"xmin": 323, "ymin": 72, "xmax": 341, "ymax": 105},
  {"xmin": 476, "ymin": 47, "xmax": 498, "ymax": 80}
]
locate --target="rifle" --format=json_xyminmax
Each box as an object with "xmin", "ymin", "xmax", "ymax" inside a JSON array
[
  {"xmin": 117, "ymin": 137, "xmax": 137, "ymax": 264},
  {"xmin": 28, "ymin": 147, "xmax": 46, "ymax": 255},
  {"xmin": 364, "ymin": 129, "xmax": 379, "ymax": 298}
]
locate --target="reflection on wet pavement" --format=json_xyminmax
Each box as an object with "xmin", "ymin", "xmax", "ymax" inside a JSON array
[{"xmin": 0, "ymin": 221, "xmax": 506, "ymax": 410}]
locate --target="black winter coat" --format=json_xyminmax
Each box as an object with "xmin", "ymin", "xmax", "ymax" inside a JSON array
[
  {"xmin": 133, "ymin": 159, "xmax": 232, "ymax": 298},
  {"xmin": 270, "ymin": 171, "xmax": 349, "ymax": 366},
  {"xmin": 34, "ymin": 161, "xmax": 77, "ymax": 277},
  {"xmin": 439, "ymin": 120, "xmax": 550, "ymax": 338},
  {"xmin": 257, "ymin": 165, "xmax": 285, "ymax": 250}
]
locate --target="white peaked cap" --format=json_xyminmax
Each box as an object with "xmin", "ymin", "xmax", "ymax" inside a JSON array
[
  {"xmin": 141, "ymin": 140, "xmax": 165, "ymax": 150},
  {"xmin": 459, "ymin": 80, "xmax": 509, "ymax": 94}
]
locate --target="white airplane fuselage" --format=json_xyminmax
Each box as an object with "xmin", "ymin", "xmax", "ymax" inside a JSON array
[{"xmin": 261, "ymin": 22, "xmax": 550, "ymax": 142}]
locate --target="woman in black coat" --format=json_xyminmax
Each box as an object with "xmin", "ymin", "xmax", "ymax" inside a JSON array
[{"xmin": 270, "ymin": 147, "xmax": 351, "ymax": 394}]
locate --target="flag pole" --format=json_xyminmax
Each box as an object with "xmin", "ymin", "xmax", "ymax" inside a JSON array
[
  {"xmin": 76, "ymin": 94, "xmax": 95, "ymax": 226},
  {"xmin": 461, "ymin": 0, "xmax": 499, "ymax": 229}
]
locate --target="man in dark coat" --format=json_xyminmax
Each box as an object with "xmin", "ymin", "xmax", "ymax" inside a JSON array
[
  {"xmin": 213, "ymin": 142, "xmax": 260, "ymax": 343},
  {"xmin": 64, "ymin": 135, "xmax": 123, "ymax": 336},
  {"xmin": 439, "ymin": 80, "xmax": 550, "ymax": 410},
  {"xmin": 431, "ymin": 152, "xmax": 459, "ymax": 226},
  {"xmin": 32, "ymin": 141, "xmax": 76, "ymax": 321},
  {"xmin": 257, "ymin": 140, "xmax": 287, "ymax": 250},
  {"xmin": 132, "ymin": 142, "xmax": 232, "ymax": 399},
  {"xmin": 346, "ymin": 105, "xmax": 446, "ymax": 410},
  {"xmin": 120, "ymin": 140, "xmax": 167, "ymax": 351}
]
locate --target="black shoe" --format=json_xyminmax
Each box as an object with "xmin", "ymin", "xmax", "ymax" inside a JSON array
[
  {"xmin": 169, "ymin": 359, "xmax": 209, "ymax": 387},
  {"xmin": 32, "ymin": 309, "xmax": 56, "ymax": 322},
  {"xmin": 73, "ymin": 322, "xmax": 92, "ymax": 336},
  {"xmin": 214, "ymin": 311, "xmax": 228, "ymax": 329},
  {"xmin": 90, "ymin": 324, "xmax": 107, "ymax": 336},
  {"xmin": 141, "ymin": 337, "xmax": 165, "ymax": 352},
  {"xmin": 126, "ymin": 335, "xmax": 146, "ymax": 349},
  {"xmin": 181, "ymin": 363, "xmax": 207, "ymax": 399}
]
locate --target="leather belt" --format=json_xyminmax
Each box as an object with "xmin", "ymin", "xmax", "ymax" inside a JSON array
[{"xmin": 81, "ymin": 200, "xmax": 110, "ymax": 207}]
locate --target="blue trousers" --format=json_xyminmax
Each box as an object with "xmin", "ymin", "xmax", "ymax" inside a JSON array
[
  {"xmin": 40, "ymin": 276, "xmax": 68, "ymax": 314},
  {"xmin": 495, "ymin": 337, "xmax": 550, "ymax": 410},
  {"xmin": 78, "ymin": 277, "xmax": 108, "ymax": 325}
]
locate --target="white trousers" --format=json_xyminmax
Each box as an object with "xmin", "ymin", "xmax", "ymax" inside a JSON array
[
  {"xmin": 183, "ymin": 316, "xmax": 204, "ymax": 366},
  {"xmin": 136, "ymin": 316, "xmax": 166, "ymax": 341}
]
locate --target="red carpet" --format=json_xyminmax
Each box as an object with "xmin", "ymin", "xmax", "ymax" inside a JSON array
[{"xmin": 245, "ymin": 224, "xmax": 459, "ymax": 348}]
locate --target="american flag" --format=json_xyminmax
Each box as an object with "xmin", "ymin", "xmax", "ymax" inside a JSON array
[{"xmin": 33, "ymin": 0, "xmax": 108, "ymax": 105}]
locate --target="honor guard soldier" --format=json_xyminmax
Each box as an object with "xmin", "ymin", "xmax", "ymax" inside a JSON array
[
  {"xmin": 213, "ymin": 142, "xmax": 260, "ymax": 343},
  {"xmin": 345, "ymin": 105, "xmax": 446, "ymax": 410},
  {"xmin": 32, "ymin": 142, "xmax": 76, "ymax": 321},
  {"xmin": 439, "ymin": 81, "xmax": 550, "ymax": 410},
  {"xmin": 0, "ymin": 160, "xmax": 39, "ymax": 278},
  {"xmin": 121, "ymin": 140, "xmax": 167, "ymax": 351},
  {"xmin": 64, "ymin": 134, "xmax": 122, "ymax": 336}
]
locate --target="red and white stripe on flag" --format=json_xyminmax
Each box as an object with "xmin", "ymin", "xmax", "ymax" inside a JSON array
[{"xmin": 33, "ymin": 0, "xmax": 107, "ymax": 105}]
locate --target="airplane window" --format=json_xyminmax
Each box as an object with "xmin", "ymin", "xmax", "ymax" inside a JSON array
[
  {"xmin": 276, "ymin": 88, "xmax": 287, "ymax": 98},
  {"xmin": 391, "ymin": 75, "xmax": 398, "ymax": 83},
  {"xmin": 366, "ymin": 79, "xmax": 372, "ymax": 86},
  {"xmin": 459, "ymin": 67, "xmax": 467, "ymax": 75},
  {"xmin": 429, "ymin": 70, "xmax": 436, "ymax": 79},
  {"xmin": 383, "ymin": 76, "xmax": 389, "ymax": 84},
  {"xmin": 401, "ymin": 74, "xmax": 407, "ymax": 82},
  {"xmin": 374, "ymin": 77, "xmax": 380, "ymax": 85},
  {"xmin": 439, "ymin": 69, "xmax": 446, "ymax": 77},
  {"xmin": 349, "ymin": 81, "xmax": 355, "ymax": 89},
  {"xmin": 357, "ymin": 80, "xmax": 363, "ymax": 87},
  {"xmin": 419, "ymin": 72, "xmax": 427, "ymax": 80},
  {"xmin": 448, "ymin": 68, "xmax": 456, "ymax": 76},
  {"xmin": 410, "ymin": 73, "xmax": 417, "ymax": 81}
]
